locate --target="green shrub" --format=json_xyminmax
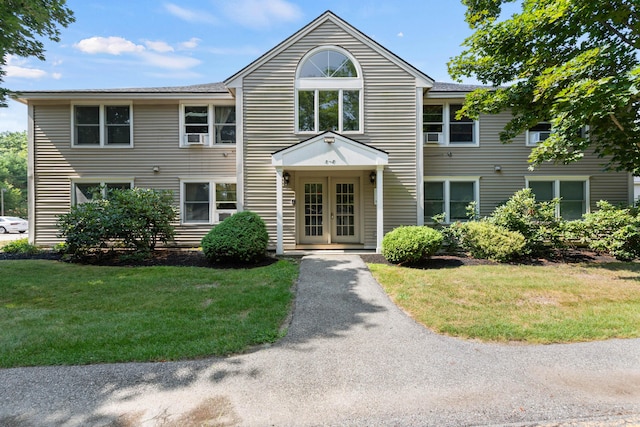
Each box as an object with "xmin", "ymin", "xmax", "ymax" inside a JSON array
[
  {"xmin": 456, "ymin": 221, "xmax": 526, "ymax": 262},
  {"xmin": 1, "ymin": 238, "xmax": 40, "ymax": 255},
  {"xmin": 487, "ymin": 188, "xmax": 563, "ymax": 256},
  {"xmin": 201, "ymin": 211, "xmax": 269, "ymax": 264},
  {"xmin": 381, "ymin": 226, "xmax": 443, "ymax": 264},
  {"xmin": 580, "ymin": 201, "xmax": 640, "ymax": 261},
  {"xmin": 57, "ymin": 187, "xmax": 177, "ymax": 258}
]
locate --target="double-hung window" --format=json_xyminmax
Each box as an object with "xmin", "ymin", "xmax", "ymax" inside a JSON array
[
  {"xmin": 423, "ymin": 103, "xmax": 478, "ymax": 146},
  {"xmin": 73, "ymin": 104, "xmax": 133, "ymax": 147},
  {"xmin": 180, "ymin": 105, "xmax": 236, "ymax": 146},
  {"xmin": 527, "ymin": 177, "xmax": 589, "ymax": 220},
  {"xmin": 72, "ymin": 180, "xmax": 133, "ymax": 205},
  {"xmin": 182, "ymin": 181, "xmax": 237, "ymax": 224},
  {"xmin": 296, "ymin": 47, "xmax": 363, "ymax": 133},
  {"xmin": 424, "ymin": 178, "xmax": 479, "ymax": 223}
]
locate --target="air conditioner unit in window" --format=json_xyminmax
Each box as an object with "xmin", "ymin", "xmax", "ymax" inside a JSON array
[
  {"xmin": 531, "ymin": 131, "xmax": 551, "ymax": 143},
  {"xmin": 184, "ymin": 133, "xmax": 208, "ymax": 145},
  {"xmin": 424, "ymin": 132, "xmax": 443, "ymax": 144}
]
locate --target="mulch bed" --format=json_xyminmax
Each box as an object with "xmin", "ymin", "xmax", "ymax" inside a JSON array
[
  {"xmin": 1, "ymin": 248, "xmax": 619, "ymax": 268},
  {"xmin": 360, "ymin": 249, "xmax": 619, "ymax": 269},
  {"xmin": 0, "ymin": 249, "xmax": 278, "ymax": 269}
]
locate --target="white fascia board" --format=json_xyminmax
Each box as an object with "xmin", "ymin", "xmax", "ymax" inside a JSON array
[{"xmin": 14, "ymin": 92, "xmax": 233, "ymax": 104}]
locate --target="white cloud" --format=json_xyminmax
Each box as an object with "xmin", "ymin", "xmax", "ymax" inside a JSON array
[
  {"xmin": 144, "ymin": 40, "xmax": 174, "ymax": 53},
  {"xmin": 4, "ymin": 56, "xmax": 47, "ymax": 79},
  {"xmin": 75, "ymin": 36, "xmax": 145, "ymax": 55},
  {"xmin": 52, "ymin": 72, "xmax": 62, "ymax": 80},
  {"xmin": 179, "ymin": 38, "xmax": 201, "ymax": 50},
  {"xmin": 164, "ymin": 3, "xmax": 218, "ymax": 23},
  {"xmin": 397, "ymin": 32, "xmax": 404, "ymax": 38},
  {"xmin": 219, "ymin": 0, "xmax": 302, "ymax": 29}
]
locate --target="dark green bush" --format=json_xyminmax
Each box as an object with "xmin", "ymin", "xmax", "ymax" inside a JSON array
[
  {"xmin": 580, "ymin": 201, "xmax": 640, "ymax": 261},
  {"xmin": 487, "ymin": 188, "xmax": 563, "ymax": 256},
  {"xmin": 1, "ymin": 238, "xmax": 40, "ymax": 255},
  {"xmin": 382, "ymin": 226, "xmax": 443, "ymax": 264},
  {"xmin": 456, "ymin": 221, "xmax": 526, "ymax": 262},
  {"xmin": 201, "ymin": 211, "xmax": 269, "ymax": 264},
  {"xmin": 57, "ymin": 188, "xmax": 177, "ymax": 258}
]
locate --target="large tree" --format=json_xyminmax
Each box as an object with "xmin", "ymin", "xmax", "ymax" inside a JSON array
[
  {"xmin": 0, "ymin": 131, "xmax": 27, "ymax": 216},
  {"xmin": 448, "ymin": 0, "xmax": 640, "ymax": 174},
  {"xmin": 0, "ymin": 0, "xmax": 74, "ymax": 106}
]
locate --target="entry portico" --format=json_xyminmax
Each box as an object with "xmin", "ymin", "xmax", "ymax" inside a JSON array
[{"xmin": 272, "ymin": 132, "xmax": 389, "ymax": 254}]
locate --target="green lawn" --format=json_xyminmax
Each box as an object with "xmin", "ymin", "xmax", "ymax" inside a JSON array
[
  {"xmin": 368, "ymin": 262, "xmax": 640, "ymax": 344},
  {"xmin": 0, "ymin": 260, "xmax": 298, "ymax": 368}
]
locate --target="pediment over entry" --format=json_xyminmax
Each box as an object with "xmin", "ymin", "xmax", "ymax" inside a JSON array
[{"xmin": 272, "ymin": 132, "xmax": 388, "ymax": 170}]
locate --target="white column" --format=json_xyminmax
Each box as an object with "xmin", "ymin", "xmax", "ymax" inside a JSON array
[
  {"xmin": 275, "ymin": 168, "xmax": 284, "ymax": 255},
  {"xmin": 376, "ymin": 166, "xmax": 384, "ymax": 253},
  {"xmin": 416, "ymin": 87, "xmax": 425, "ymax": 225}
]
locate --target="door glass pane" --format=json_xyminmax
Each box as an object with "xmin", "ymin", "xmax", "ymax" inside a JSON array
[
  {"xmin": 450, "ymin": 181, "xmax": 474, "ymax": 221},
  {"xmin": 335, "ymin": 183, "xmax": 355, "ymax": 236},
  {"xmin": 304, "ymin": 183, "xmax": 323, "ymax": 237}
]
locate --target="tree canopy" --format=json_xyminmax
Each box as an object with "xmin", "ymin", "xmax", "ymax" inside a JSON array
[
  {"xmin": 0, "ymin": 0, "xmax": 74, "ymax": 106},
  {"xmin": 0, "ymin": 131, "xmax": 27, "ymax": 216},
  {"xmin": 448, "ymin": 0, "xmax": 640, "ymax": 174}
]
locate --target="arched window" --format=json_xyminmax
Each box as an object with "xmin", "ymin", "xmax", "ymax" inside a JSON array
[{"xmin": 296, "ymin": 47, "xmax": 363, "ymax": 133}]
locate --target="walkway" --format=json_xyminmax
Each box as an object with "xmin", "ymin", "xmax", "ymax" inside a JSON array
[{"xmin": 1, "ymin": 255, "xmax": 640, "ymax": 426}]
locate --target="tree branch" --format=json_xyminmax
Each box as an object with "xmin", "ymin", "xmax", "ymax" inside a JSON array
[{"xmin": 601, "ymin": 19, "xmax": 640, "ymax": 50}]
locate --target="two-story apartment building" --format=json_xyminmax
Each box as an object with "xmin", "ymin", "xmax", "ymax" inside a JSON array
[{"xmin": 16, "ymin": 11, "xmax": 633, "ymax": 254}]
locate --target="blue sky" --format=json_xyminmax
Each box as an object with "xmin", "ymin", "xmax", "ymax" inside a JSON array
[{"xmin": 1, "ymin": 0, "xmax": 492, "ymax": 132}]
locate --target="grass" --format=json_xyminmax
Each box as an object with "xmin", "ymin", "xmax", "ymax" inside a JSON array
[
  {"xmin": 0, "ymin": 259, "xmax": 298, "ymax": 368},
  {"xmin": 368, "ymin": 262, "xmax": 640, "ymax": 344}
]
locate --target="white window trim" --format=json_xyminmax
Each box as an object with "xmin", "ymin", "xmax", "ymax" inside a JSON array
[
  {"xmin": 179, "ymin": 103, "xmax": 237, "ymax": 148},
  {"xmin": 71, "ymin": 178, "xmax": 134, "ymax": 205},
  {"xmin": 424, "ymin": 176, "xmax": 480, "ymax": 223},
  {"xmin": 423, "ymin": 102, "xmax": 479, "ymax": 147},
  {"xmin": 294, "ymin": 46, "xmax": 364, "ymax": 135},
  {"xmin": 525, "ymin": 176, "xmax": 591, "ymax": 217},
  {"xmin": 180, "ymin": 178, "xmax": 237, "ymax": 225},
  {"xmin": 71, "ymin": 103, "xmax": 134, "ymax": 148}
]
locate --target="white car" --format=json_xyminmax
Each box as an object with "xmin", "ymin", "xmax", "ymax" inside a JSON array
[{"xmin": 0, "ymin": 216, "xmax": 28, "ymax": 234}]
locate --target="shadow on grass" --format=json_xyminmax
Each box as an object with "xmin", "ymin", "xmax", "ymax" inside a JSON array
[{"xmin": 0, "ymin": 255, "xmax": 387, "ymax": 426}]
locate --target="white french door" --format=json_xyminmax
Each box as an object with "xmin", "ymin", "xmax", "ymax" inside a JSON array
[{"xmin": 298, "ymin": 176, "xmax": 360, "ymax": 245}]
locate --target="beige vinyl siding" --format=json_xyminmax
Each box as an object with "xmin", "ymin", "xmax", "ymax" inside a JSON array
[
  {"xmin": 424, "ymin": 109, "xmax": 630, "ymax": 216},
  {"xmin": 242, "ymin": 20, "xmax": 418, "ymax": 249},
  {"xmin": 31, "ymin": 102, "xmax": 236, "ymax": 247}
]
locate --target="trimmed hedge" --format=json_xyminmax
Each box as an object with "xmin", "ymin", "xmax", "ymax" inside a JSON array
[
  {"xmin": 382, "ymin": 226, "xmax": 443, "ymax": 264},
  {"xmin": 457, "ymin": 221, "xmax": 526, "ymax": 262},
  {"xmin": 201, "ymin": 211, "xmax": 269, "ymax": 264}
]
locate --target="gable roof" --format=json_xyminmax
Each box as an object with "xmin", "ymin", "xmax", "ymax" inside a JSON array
[
  {"xmin": 225, "ymin": 10, "xmax": 434, "ymax": 89},
  {"xmin": 272, "ymin": 131, "xmax": 388, "ymax": 170}
]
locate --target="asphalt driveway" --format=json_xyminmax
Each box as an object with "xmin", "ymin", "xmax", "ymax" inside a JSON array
[{"xmin": 1, "ymin": 254, "xmax": 639, "ymax": 426}]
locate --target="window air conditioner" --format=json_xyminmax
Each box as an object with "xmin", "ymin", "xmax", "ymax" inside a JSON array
[
  {"xmin": 531, "ymin": 131, "xmax": 551, "ymax": 143},
  {"xmin": 424, "ymin": 132, "xmax": 443, "ymax": 144},
  {"xmin": 184, "ymin": 133, "xmax": 207, "ymax": 145}
]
